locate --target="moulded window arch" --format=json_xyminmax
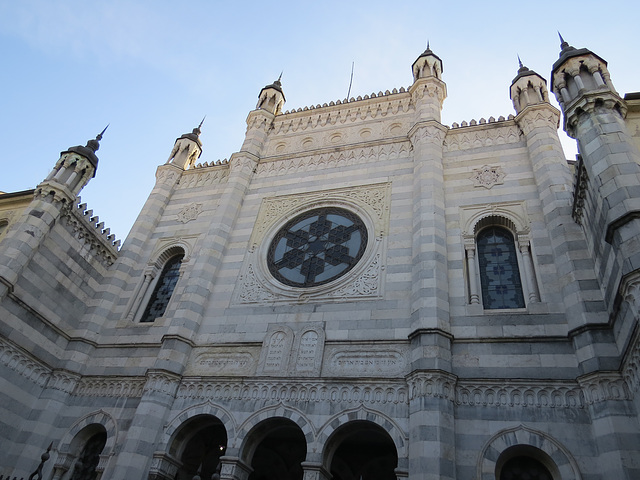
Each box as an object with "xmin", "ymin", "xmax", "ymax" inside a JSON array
[
  {"xmin": 464, "ymin": 215, "xmax": 539, "ymax": 309},
  {"xmin": 140, "ymin": 253, "xmax": 184, "ymax": 322},
  {"xmin": 124, "ymin": 245, "xmax": 186, "ymax": 323}
]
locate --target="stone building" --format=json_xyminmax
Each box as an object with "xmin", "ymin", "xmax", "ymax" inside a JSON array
[{"xmin": 1, "ymin": 38, "xmax": 639, "ymax": 480}]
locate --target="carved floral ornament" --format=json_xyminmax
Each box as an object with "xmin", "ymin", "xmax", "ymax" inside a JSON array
[
  {"xmin": 177, "ymin": 203, "xmax": 203, "ymax": 223},
  {"xmin": 233, "ymin": 182, "xmax": 391, "ymax": 305},
  {"xmin": 471, "ymin": 165, "xmax": 506, "ymax": 189}
]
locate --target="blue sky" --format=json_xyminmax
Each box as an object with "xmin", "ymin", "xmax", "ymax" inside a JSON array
[{"xmin": 1, "ymin": 0, "xmax": 638, "ymax": 242}]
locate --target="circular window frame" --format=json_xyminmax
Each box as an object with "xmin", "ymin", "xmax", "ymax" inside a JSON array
[
  {"xmin": 267, "ymin": 207, "xmax": 368, "ymax": 288},
  {"xmin": 257, "ymin": 200, "xmax": 377, "ymax": 295}
]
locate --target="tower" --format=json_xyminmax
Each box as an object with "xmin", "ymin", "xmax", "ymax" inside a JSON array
[
  {"xmin": 551, "ymin": 36, "xmax": 640, "ymax": 479},
  {"xmin": 407, "ymin": 44, "xmax": 454, "ymax": 480},
  {"xmin": 0, "ymin": 130, "xmax": 104, "ymax": 300}
]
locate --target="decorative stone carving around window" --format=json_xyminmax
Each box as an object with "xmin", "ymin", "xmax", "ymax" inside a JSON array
[
  {"xmin": 471, "ymin": 165, "xmax": 506, "ymax": 189},
  {"xmin": 460, "ymin": 202, "xmax": 540, "ymax": 311},
  {"xmin": 233, "ymin": 182, "xmax": 391, "ymax": 305},
  {"xmin": 120, "ymin": 236, "xmax": 197, "ymax": 325}
]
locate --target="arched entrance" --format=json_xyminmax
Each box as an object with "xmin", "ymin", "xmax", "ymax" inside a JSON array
[
  {"xmin": 243, "ymin": 418, "xmax": 307, "ymax": 480},
  {"xmin": 324, "ymin": 421, "xmax": 398, "ymax": 480},
  {"xmin": 169, "ymin": 414, "xmax": 228, "ymax": 480},
  {"xmin": 68, "ymin": 428, "xmax": 107, "ymax": 480},
  {"xmin": 495, "ymin": 445, "xmax": 558, "ymax": 480}
]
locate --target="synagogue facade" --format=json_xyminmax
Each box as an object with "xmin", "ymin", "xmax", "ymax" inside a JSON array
[{"xmin": 1, "ymin": 38, "xmax": 640, "ymax": 480}]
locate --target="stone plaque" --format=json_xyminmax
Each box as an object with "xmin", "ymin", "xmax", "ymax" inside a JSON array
[
  {"xmin": 258, "ymin": 325, "xmax": 294, "ymax": 375},
  {"xmin": 326, "ymin": 349, "xmax": 405, "ymax": 377},
  {"xmin": 187, "ymin": 350, "xmax": 256, "ymax": 376},
  {"xmin": 291, "ymin": 325, "xmax": 325, "ymax": 376}
]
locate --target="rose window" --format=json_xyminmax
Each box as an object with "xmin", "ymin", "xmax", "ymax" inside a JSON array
[{"xmin": 267, "ymin": 207, "xmax": 367, "ymax": 287}]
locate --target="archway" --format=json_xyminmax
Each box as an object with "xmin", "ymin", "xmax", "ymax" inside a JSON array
[
  {"xmin": 67, "ymin": 425, "xmax": 107, "ymax": 480},
  {"xmin": 496, "ymin": 445, "xmax": 557, "ymax": 480},
  {"xmin": 324, "ymin": 421, "xmax": 398, "ymax": 480},
  {"xmin": 243, "ymin": 417, "xmax": 307, "ymax": 480},
  {"xmin": 170, "ymin": 414, "xmax": 228, "ymax": 480}
]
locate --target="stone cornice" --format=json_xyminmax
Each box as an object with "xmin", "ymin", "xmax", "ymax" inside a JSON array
[
  {"xmin": 563, "ymin": 89, "xmax": 627, "ymax": 138},
  {"xmin": 444, "ymin": 119, "xmax": 522, "ymax": 152},
  {"xmin": 255, "ymin": 141, "xmax": 411, "ymax": 177},
  {"xmin": 276, "ymin": 88, "xmax": 412, "ymax": 126},
  {"xmin": 514, "ymin": 103, "xmax": 561, "ymax": 136},
  {"xmin": 62, "ymin": 198, "xmax": 120, "ymax": 265},
  {"xmin": 577, "ymin": 371, "xmax": 632, "ymax": 404}
]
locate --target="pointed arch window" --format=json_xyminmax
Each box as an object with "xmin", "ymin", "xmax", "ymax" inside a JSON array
[
  {"xmin": 477, "ymin": 227, "xmax": 525, "ymax": 309},
  {"xmin": 140, "ymin": 254, "xmax": 184, "ymax": 323}
]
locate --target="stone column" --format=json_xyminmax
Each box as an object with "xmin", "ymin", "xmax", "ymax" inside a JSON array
[
  {"xmin": 105, "ymin": 370, "xmax": 181, "ymax": 480},
  {"xmin": 406, "ymin": 371, "xmax": 457, "ymax": 480},
  {"xmin": 301, "ymin": 462, "xmax": 331, "ymax": 480},
  {"xmin": 464, "ymin": 242, "xmax": 480, "ymax": 305},
  {"xmin": 517, "ymin": 240, "xmax": 539, "ymax": 303},
  {"xmin": 407, "ymin": 121, "xmax": 451, "ymax": 370},
  {"xmin": 578, "ymin": 372, "xmax": 640, "ymax": 479},
  {"xmin": 219, "ymin": 456, "xmax": 253, "ymax": 480}
]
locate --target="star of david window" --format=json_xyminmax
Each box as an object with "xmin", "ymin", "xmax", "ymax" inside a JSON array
[{"xmin": 268, "ymin": 207, "xmax": 368, "ymax": 288}]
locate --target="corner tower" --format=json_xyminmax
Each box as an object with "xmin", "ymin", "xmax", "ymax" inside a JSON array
[
  {"xmin": 0, "ymin": 130, "xmax": 105, "ymax": 299},
  {"xmin": 551, "ymin": 36, "xmax": 640, "ymax": 306}
]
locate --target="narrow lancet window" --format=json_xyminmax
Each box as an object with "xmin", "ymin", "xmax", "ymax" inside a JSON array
[
  {"xmin": 477, "ymin": 227, "xmax": 525, "ymax": 309},
  {"xmin": 140, "ymin": 254, "xmax": 183, "ymax": 322}
]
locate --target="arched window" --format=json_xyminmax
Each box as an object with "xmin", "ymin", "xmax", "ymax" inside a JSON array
[
  {"xmin": 140, "ymin": 254, "xmax": 184, "ymax": 323},
  {"xmin": 477, "ymin": 226, "xmax": 525, "ymax": 309}
]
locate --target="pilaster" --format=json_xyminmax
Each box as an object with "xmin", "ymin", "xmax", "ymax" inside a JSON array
[
  {"xmin": 406, "ymin": 371, "xmax": 457, "ymax": 480},
  {"xmin": 577, "ymin": 371, "xmax": 640, "ymax": 479},
  {"xmin": 516, "ymin": 102, "xmax": 610, "ymax": 371},
  {"xmin": 408, "ymin": 121, "xmax": 450, "ymax": 347},
  {"xmin": 106, "ymin": 369, "xmax": 181, "ymax": 480}
]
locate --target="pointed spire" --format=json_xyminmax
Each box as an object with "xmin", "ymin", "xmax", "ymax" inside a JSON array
[
  {"xmin": 426, "ymin": 40, "xmax": 431, "ymax": 53},
  {"xmin": 516, "ymin": 55, "xmax": 529, "ymax": 75},
  {"xmin": 86, "ymin": 125, "xmax": 108, "ymax": 153},
  {"xmin": 193, "ymin": 116, "xmax": 205, "ymax": 137},
  {"xmin": 558, "ymin": 31, "xmax": 569, "ymax": 49}
]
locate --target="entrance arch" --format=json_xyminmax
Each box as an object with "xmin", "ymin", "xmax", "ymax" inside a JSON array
[
  {"xmin": 169, "ymin": 414, "xmax": 228, "ymax": 480},
  {"xmin": 240, "ymin": 417, "xmax": 307, "ymax": 480},
  {"xmin": 323, "ymin": 421, "xmax": 398, "ymax": 480}
]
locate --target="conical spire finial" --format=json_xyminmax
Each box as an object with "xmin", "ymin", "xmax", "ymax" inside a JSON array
[
  {"xmin": 193, "ymin": 116, "xmax": 205, "ymax": 136},
  {"xmin": 558, "ymin": 31, "xmax": 569, "ymax": 50},
  {"xmin": 86, "ymin": 125, "xmax": 108, "ymax": 153},
  {"xmin": 516, "ymin": 55, "xmax": 529, "ymax": 74}
]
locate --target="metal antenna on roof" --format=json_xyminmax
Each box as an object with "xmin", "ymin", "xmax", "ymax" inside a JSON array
[{"xmin": 347, "ymin": 61, "xmax": 354, "ymax": 100}]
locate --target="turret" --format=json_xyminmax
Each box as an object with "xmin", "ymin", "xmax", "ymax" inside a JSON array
[
  {"xmin": 510, "ymin": 57, "xmax": 550, "ymax": 114},
  {"xmin": 256, "ymin": 74, "xmax": 285, "ymax": 115},
  {"xmin": 37, "ymin": 127, "xmax": 106, "ymax": 202},
  {"xmin": 411, "ymin": 42, "xmax": 443, "ymax": 82},
  {"xmin": 551, "ymin": 33, "xmax": 624, "ymax": 137},
  {"xmin": 409, "ymin": 43, "xmax": 446, "ymax": 123},
  {"xmin": 166, "ymin": 120, "xmax": 203, "ymax": 170}
]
